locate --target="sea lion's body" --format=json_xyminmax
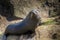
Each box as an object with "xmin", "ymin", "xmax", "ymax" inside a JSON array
[
  {"xmin": 5, "ymin": 16, "xmax": 39, "ymax": 34},
  {"xmin": 2, "ymin": 9, "xmax": 40, "ymax": 40},
  {"xmin": 5, "ymin": 11, "xmax": 39, "ymax": 34}
]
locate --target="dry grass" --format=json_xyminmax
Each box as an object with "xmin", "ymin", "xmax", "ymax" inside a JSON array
[{"xmin": 36, "ymin": 24, "xmax": 60, "ymax": 40}]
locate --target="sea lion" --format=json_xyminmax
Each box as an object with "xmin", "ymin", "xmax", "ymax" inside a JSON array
[{"xmin": 2, "ymin": 9, "xmax": 41, "ymax": 40}]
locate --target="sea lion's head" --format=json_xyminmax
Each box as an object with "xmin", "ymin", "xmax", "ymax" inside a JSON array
[
  {"xmin": 28, "ymin": 9, "xmax": 40, "ymax": 20},
  {"xmin": 26, "ymin": 9, "xmax": 41, "ymax": 26}
]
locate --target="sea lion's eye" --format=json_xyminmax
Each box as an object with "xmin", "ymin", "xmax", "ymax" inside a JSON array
[{"xmin": 52, "ymin": 33, "xmax": 57, "ymax": 39}]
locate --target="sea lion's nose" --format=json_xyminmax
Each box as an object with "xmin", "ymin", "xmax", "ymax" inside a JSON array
[{"xmin": 30, "ymin": 9, "xmax": 40, "ymax": 19}]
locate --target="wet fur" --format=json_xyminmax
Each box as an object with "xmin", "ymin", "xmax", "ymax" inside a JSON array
[{"xmin": 2, "ymin": 10, "xmax": 40, "ymax": 40}]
